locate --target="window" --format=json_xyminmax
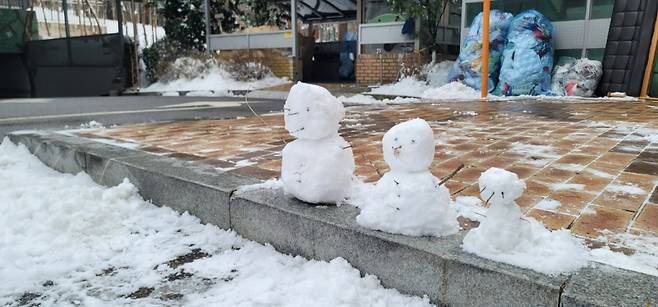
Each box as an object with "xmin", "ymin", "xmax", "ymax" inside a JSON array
[
  {"xmin": 590, "ymin": 0, "xmax": 614, "ymax": 19},
  {"xmin": 364, "ymin": 0, "xmax": 403, "ymax": 24},
  {"xmin": 465, "ymin": 0, "xmax": 587, "ymax": 26},
  {"xmin": 554, "ymin": 49, "xmax": 583, "ymax": 65},
  {"xmin": 586, "ymin": 48, "xmax": 605, "ymax": 61}
]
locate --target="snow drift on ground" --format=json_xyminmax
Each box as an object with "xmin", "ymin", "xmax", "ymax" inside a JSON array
[
  {"xmin": 0, "ymin": 138, "xmax": 432, "ymax": 307},
  {"xmin": 142, "ymin": 59, "xmax": 289, "ymax": 95}
]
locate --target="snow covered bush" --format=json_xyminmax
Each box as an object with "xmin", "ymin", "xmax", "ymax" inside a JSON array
[
  {"xmin": 159, "ymin": 52, "xmax": 219, "ymax": 82},
  {"xmin": 142, "ymin": 38, "xmax": 185, "ymax": 83},
  {"xmin": 223, "ymin": 52, "xmax": 275, "ymax": 82}
]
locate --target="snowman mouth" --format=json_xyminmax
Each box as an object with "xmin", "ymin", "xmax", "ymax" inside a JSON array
[
  {"xmin": 392, "ymin": 145, "xmax": 402, "ymax": 157},
  {"xmin": 290, "ymin": 127, "xmax": 305, "ymax": 133}
]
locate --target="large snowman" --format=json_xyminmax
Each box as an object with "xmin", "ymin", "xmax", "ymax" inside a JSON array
[
  {"xmin": 356, "ymin": 118, "xmax": 459, "ymax": 236},
  {"xmin": 462, "ymin": 167, "xmax": 530, "ymax": 253},
  {"xmin": 281, "ymin": 82, "xmax": 355, "ymax": 204}
]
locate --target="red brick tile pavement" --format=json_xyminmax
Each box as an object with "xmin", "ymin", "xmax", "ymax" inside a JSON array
[{"xmin": 79, "ymin": 100, "xmax": 658, "ymax": 251}]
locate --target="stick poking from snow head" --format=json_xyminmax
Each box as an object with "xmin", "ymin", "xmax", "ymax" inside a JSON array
[{"xmin": 437, "ymin": 163, "xmax": 465, "ymax": 187}]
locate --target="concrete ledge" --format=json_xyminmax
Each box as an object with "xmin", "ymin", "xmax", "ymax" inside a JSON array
[{"xmin": 8, "ymin": 131, "xmax": 657, "ymax": 307}]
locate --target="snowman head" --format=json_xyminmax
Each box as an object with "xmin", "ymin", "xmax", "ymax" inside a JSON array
[
  {"xmin": 478, "ymin": 167, "xmax": 525, "ymax": 204},
  {"xmin": 284, "ymin": 82, "xmax": 345, "ymax": 140},
  {"xmin": 382, "ymin": 118, "xmax": 435, "ymax": 173}
]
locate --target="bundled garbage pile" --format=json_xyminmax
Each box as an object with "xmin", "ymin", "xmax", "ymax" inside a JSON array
[
  {"xmin": 551, "ymin": 58, "xmax": 603, "ymax": 97},
  {"xmin": 448, "ymin": 10, "xmax": 513, "ymax": 92},
  {"xmin": 449, "ymin": 9, "xmax": 602, "ymax": 97},
  {"xmin": 495, "ymin": 10, "xmax": 554, "ymax": 96}
]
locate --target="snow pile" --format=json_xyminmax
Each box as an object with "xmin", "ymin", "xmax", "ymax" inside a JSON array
[
  {"xmin": 423, "ymin": 82, "xmax": 481, "ymax": 100},
  {"xmin": 423, "ymin": 61, "xmax": 454, "ymax": 88},
  {"xmin": 142, "ymin": 58, "xmax": 288, "ymax": 95},
  {"xmin": 368, "ymin": 60, "xmax": 483, "ymax": 101},
  {"xmin": 371, "ymin": 80, "xmax": 481, "ymax": 101},
  {"xmin": 356, "ymin": 119, "xmax": 459, "ymax": 236},
  {"xmin": 281, "ymin": 83, "xmax": 356, "ymax": 204},
  {"xmin": 0, "ymin": 138, "xmax": 432, "ymax": 306},
  {"xmin": 338, "ymin": 94, "xmax": 420, "ymax": 105},
  {"xmin": 462, "ymin": 168, "xmax": 588, "ymax": 275}
]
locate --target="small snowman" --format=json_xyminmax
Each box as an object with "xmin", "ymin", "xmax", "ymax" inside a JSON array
[
  {"xmin": 280, "ymin": 82, "xmax": 355, "ymax": 204},
  {"xmin": 462, "ymin": 167, "xmax": 530, "ymax": 253},
  {"xmin": 356, "ymin": 118, "xmax": 459, "ymax": 236}
]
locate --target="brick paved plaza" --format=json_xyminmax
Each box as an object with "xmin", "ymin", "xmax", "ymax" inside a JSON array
[{"xmin": 80, "ymin": 99, "xmax": 658, "ymax": 253}]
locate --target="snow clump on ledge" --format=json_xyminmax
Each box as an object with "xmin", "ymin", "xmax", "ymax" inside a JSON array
[
  {"xmin": 462, "ymin": 168, "xmax": 589, "ymax": 275},
  {"xmin": 356, "ymin": 118, "xmax": 459, "ymax": 236},
  {"xmin": 280, "ymin": 82, "xmax": 356, "ymax": 204}
]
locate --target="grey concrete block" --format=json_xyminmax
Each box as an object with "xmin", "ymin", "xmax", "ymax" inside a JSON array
[
  {"xmin": 443, "ymin": 249, "xmax": 564, "ymax": 307},
  {"xmin": 9, "ymin": 132, "xmax": 87, "ymax": 174},
  {"xmin": 232, "ymin": 188, "xmax": 565, "ymax": 305},
  {"xmin": 13, "ymin": 130, "xmax": 658, "ymax": 307},
  {"xmin": 7, "ymin": 131, "xmax": 48, "ymax": 154},
  {"xmin": 561, "ymin": 263, "xmax": 658, "ymax": 307},
  {"xmin": 230, "ymin": 189, "xmax": 317, "ymax": 258},
  {"xmin": 110, "ymin": 153, "xmax": 258, "ymax": 230}
]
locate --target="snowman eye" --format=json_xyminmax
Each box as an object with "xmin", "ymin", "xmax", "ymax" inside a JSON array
[
  {"xmin": 306, "ymin": 107, "xmax": 310, "ymax": 112},
  {"xmin": 394, "ymin": 137, "xmax": 398, "ymax": 141},
  {"xmin": 410, "ymin": 139, "xmax": 416, "ymax": 144}
]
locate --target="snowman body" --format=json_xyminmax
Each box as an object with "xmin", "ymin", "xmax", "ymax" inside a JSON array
[
  {"xmin": 280, "ymin": 82, "xmax": 355, "ymax": 204},
  {"xmin": 356, "ymin": 119, "xmax": 459, "ymax": 236},
  {"xmin": 463, "ymin": 167, "xmax": 530, "ymax": 253}
]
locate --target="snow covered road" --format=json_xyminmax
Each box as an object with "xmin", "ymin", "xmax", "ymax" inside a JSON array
[{"xmin": 0, "ymin": 139, "xmax": 432, "ymax": 307}]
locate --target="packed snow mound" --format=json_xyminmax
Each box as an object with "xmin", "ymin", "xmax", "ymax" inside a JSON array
[
  {"xmin": 281, "ymin": 137, "xmax": 356, "ymax": 204},
  {"xmin": 464, "ymin": 218, "xmax": 589, "ymax": 275},
  {"xmin": 357, "ymin": 171, "xmax": 459, "ymax": 236},
  {"xmin": 382, "ymin": 118, "xmax": 435, "ymax": 172},
  {"xmin": 371, "ymin": 79, "xmax": 481, "ymax": 100},
  {"xmin": 0, "ymin": 138, "xmax": 433, "ymax": 306},
  {"xmin": 423, "ymin": 61, "xmax": 454, "ymax": 88},
  {"xmin": 281, "ymin": 83, "xmax": 355, "ymax": 204},
  {"xmin": 423, "ymin": 81, "xmax": 481, "ymax": 100},
  {"xmin": 463, "ymin": 167, "xmax": 588, "ymax": 275},
  {"xmin": 284, "ymin": 82, "xmax": 345, "ymax": 140},
  {"xmin": 357, "ymin": 119, "xmax": 459, "ymax": 236},
  {"xmin": 142, "ymin": 57, "xmax": 288, "ymax": 95}
]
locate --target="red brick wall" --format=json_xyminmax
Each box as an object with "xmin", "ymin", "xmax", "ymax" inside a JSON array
[
  {"xmin": 218, "ymin": 48, "xmax": 293, "ymax": 80},
  {"xmin": 356, "ymin": 52, "xmax": 430, "ymax": 85}
]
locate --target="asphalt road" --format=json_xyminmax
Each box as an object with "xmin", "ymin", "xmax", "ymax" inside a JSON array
[{"xmin": 0, "ymin": 95, "xmax": 285, "ymax": 138}]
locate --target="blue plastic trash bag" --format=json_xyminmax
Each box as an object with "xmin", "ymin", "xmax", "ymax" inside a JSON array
[
  {"xmin": 494, "ymin": 10, "xmax": 554, "ymax": 96},
  {"xmin": 551, "ymin": 57, "xmax": 602, "ymax": 97},
  {"xmin": 448, "ymin": 10, "xmax": 513, "ymax": 92}
]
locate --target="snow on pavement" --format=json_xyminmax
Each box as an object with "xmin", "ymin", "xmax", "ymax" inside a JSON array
[{"xmin": 0, "ymin": 138, "xmax": 432, "ymax": 307}]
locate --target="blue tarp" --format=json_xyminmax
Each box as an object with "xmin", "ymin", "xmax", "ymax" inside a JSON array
[
  {"xmin": 448, "ymin": 10, "xmax": 513, "ymax": 92},
  {"xmin": 494, "ymin": 10, "xmax": 555, "ymax": 96}
]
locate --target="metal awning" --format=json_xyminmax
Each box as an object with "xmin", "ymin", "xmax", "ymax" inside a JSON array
[{"xmin": 274, "ymin": 0, "xmax": 357, "ymax": 22}]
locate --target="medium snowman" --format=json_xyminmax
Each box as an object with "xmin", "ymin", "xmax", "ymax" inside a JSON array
[
  {"xmin": 356, "ymin": 118, "xmax": 459, "ymax": 236},
  {"xmin": 280, "ymin": 82, "xmax": 355, "ymax": 204},
  {"xmin": 462, "ymin": 167, "xmax": 530, "ymax": 253}
]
